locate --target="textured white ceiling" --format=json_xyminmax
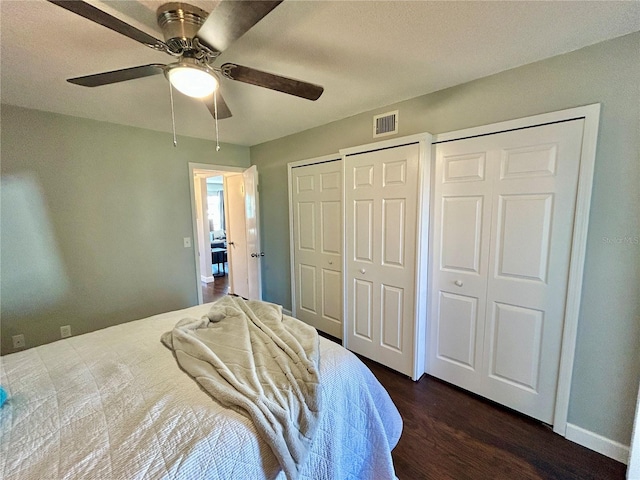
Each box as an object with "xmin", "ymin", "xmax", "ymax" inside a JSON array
[{"xmin": 1, "ymin": 0, "xmax": 639, "ymax": 146}]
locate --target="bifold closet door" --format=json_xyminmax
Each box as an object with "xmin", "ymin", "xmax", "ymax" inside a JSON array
[
  {"xmin": 291, "ymin": 160, "xmax": 343, "ymax": 338},
  {"xmin": 428, "ymin": 120, "xmax": 584, "ymax": 424},
  {"xmin": 345, "ymin": 143, "xmax": 420, "ymax": 376}
]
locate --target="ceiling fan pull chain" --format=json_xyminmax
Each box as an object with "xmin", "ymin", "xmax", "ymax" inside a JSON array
[
  {"xmin": 169, "ymin": 82, "xmax": 177, "ymax": 147},
  {"xmin": 214, "ymin": 91, "xmax": 221, "ymax": 152}
]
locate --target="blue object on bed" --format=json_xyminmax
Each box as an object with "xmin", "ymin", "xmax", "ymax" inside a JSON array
[{"xmin": 0, "ymin": 386, "xmax": 7, "ymax": 407}]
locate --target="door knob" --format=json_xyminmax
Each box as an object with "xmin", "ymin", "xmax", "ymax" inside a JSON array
[
  {"xmin": 250, "ymin": 252, "xmax": 257, "ymax": 258},
  {"xmin": 328, "ymin": 261, "xmax": 333, "ymax": 265},
  {"xmin": 260, "ymin": 252, "xmax": 265, "ymax": 256},
  {"xmin": 360, "ymin": 268, "xmax": 366, "ymax": 274},
  {"xmin": 454, "ymin": 280, "xmax": 463, "ymax": 287}
]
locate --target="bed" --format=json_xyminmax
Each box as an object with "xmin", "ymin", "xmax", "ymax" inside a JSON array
[{"xmin": 0, "ymin": 300, "xmax": 402, "ymax": 479}]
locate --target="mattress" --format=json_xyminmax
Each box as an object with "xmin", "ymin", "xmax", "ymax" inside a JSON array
[{"xmin": 0, "ymin": 303, "xmax": 402, "ymax": 479}]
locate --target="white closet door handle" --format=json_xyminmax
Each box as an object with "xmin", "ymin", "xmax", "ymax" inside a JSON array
[
  {"xmin": 328, "ymin": 261, "xmax": 333, "ymax": 265},
  {"xmin": 360, "ymin": 268, "xmax": 366, "ymax": 274},
  {"xmin": 454, "ymin": 280, "xmax": 463, "ymax": 287}
]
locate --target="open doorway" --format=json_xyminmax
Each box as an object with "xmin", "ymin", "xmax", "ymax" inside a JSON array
[
  {"xmin": 189, "ymin": 164, "xmax": 248, "ymax": 303},
  {"xmin": 203, "ymin": 174, "xmax": 228, "ymax": 302}
]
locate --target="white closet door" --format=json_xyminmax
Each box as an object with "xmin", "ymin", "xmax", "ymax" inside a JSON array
[
  {"xmin": 427, "ymin": 143, "xmax": 494, "ymax": 391},
  {"xmin": 428, "ymin": 120, "xmax": 584, "ymax": 424},
  {"xmin": 345, "ymin": 143, "xmax": 420, "ymax": 376},
  {"xmin": 291, "ymin": 160, "xmax": 343, "ymax": 338}
]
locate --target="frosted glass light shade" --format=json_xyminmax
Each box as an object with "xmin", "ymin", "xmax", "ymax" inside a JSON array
[{"xmin": 168, "ymin": 65, "xmax": 218, "ymax": 98}]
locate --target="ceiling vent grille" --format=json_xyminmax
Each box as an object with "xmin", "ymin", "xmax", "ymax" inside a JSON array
[{"xmin": 373, "ymin": 110, "xmax": 398, "ymax": 138}]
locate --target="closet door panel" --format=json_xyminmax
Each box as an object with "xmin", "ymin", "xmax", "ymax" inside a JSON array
[
  {"xmin": 440, "ymin": 196, "xmax": 483, "ymax": 273},
  {"xmin": 321, "ymin": 201, "xmax": 341, "ymax": 255},
  {"xmin": 346, "ymin": 143, "xmax": 420, "ymax": 376},
  {"xmin": 429, "ymin": 119, "xmax": 585, "ymax": 424},
  {"xmin": 494, "ymin": 194, "xmax": 553, "ymax": 283},
  {"xmin": 436, "ymin": 291, "xmax": 479, "ymax": 369},
  {"xmin": 488, "ymin": 302, "xmax": 543, "ymax": 391},
  {"xmin": 381, "ymin": 284, "xmax": 404, "ymax": 352},
  {"xmin": 428, "ymin": 139, "xmax": 493, "ymax": 391},
  {"xmin": 483, "ymin": 120, "xmax": 584, "ymax": 423},
  {"xmin": 382, "ymin": 199, "xmax": 406, "ymax": 267},
  {"xmin": 354, "ymin": 200, "xmax": 374, "ymax": 263},
  {"xmin": 298, "ymin": 264, "xmax": 317, "ymax": 313},
  {"xmin": 297, "ymin": 202, "xmax": 316, "ymax": 251},
  {"xmin": 291, "ymin": 160, "xmax": 343, "ymax": 338},
  {"xmin": 322, "ymin": 269, "xmax": 341, "ymax": 322},
  {"xmin": 353, "ymin": 278, "xmax": 374, "ymax": 340}
]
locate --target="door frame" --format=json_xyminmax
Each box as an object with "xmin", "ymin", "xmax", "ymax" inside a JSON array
[
  {"xmin": 287, "ymin": 154, "xmax": 342, "ymax": 320},
  {"xmin": 430, "ymin": 104, "xmax": 601, "ymax": 436},
  {"xmin": 188, "ymin": 162, "xmax": 245, "ymax": 305}
]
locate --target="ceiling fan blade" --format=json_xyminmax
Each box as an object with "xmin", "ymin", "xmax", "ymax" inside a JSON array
[
  {"xmin": 196, "ymin": 0, "xmax": 282, "ymax": 53},
  {"xmin": 68, "ymin": 64, "xmax": 166, "ymax": 87},
  {"xmin": 220, "ymin": 63, "xmax": 324, "ymax": 101},
  {"xmin": 47, "ymin": 0, "xmax": 167, "ymax": 51},
  {"xmin": 203, "ymin": 92, "xmax": 233, "ymax": 120}
]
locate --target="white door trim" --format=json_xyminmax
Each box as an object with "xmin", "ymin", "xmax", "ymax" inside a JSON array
[
  {"xmin": 287, "ymin": 154, "xmax": 341, "ymax": 319},
  {"xmin": 431, "ymin": 104, "xmax": 601, "ymax": 436},
  {"xmin": 627, "ymin": 384, "xmax": 640, "ymax": 472},
  {"xmin": 188, "ymin": 162, "xmax": 245, "ymax": 305},
  {"xmin": 414, "ymin": 136, "xmax": 433, "ymax": 382}
]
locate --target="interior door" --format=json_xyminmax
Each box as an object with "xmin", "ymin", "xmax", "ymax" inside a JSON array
[
  {"xmin": 224, "ymin": 174, "xmax": 249, "ymax": 298},
  {"xmin": 194, "ymin": 175, "xmax": 214, "ymax": 283},
  {"xmin": 243, "ymin": 165, "xmax": 262, "ymax": 300},
  {"xmin": 291, "ymin": 159, "xmax": 343, "ymax": 338},
  {"xmin": 345, "ymin": 143, "xmax": 420, "ymax": 376},
  {"xmin": 428, "ymin": 120, "xmax": 585, "ymax": 424}
]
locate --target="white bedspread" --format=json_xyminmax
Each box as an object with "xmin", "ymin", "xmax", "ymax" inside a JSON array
[
  {"xmin": 161, "ymin": 297, "xmax": 321, "ymax": 479},
  {"xmin": 0, "ymin": 303, "xmax": 402, "ymax": 480}
]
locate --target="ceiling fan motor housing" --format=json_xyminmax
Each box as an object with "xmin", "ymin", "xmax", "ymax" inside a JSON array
[{"xmin": 157, "ymin": 3, "xmax": 209, "ymax": 54}]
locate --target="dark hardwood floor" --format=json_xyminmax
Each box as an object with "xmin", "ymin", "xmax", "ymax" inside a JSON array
[
  {"xmin": 202, "ymin": 273, "xmax": 229, "ymax": 303},
  {"xmin": 359, "ymin": 357, "xmax": 627, "ymax": 480}
]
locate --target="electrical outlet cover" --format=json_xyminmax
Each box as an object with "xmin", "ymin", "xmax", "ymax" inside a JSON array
[{"xmin": 12, "ymin": 334, "xmax": 25, "ymax": 348}]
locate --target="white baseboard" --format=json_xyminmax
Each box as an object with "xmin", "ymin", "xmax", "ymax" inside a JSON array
[
  {"xmin": 565, "ymin": 423, "xmax": 629, "ymax": 464},
  {"xmin": 201, "ymin": 275, "xmax": 215, "ymax": 284}
]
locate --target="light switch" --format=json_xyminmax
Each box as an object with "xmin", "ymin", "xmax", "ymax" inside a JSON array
[{"xmin": 183, "ymin": 237, "xmax": 192, "ymax": 248}]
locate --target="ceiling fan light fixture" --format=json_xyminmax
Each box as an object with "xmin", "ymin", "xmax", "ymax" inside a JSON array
[{"xmin": 167, "ymin": 60, "xmax": 219, "ymax": 98}]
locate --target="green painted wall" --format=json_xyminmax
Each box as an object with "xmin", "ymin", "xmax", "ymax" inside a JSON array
[
  {"xmin": 250, "ymin": 32, "xmax": 640, "ymax": 446},
  {"xmin": 0, "ymin": 105, "xmax": 250, "ymax": 354}
]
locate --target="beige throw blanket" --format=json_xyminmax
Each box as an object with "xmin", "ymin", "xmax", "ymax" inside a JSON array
[{"xmin": 161, "ymin": 296, "xmax": 321, "ymax": 480}]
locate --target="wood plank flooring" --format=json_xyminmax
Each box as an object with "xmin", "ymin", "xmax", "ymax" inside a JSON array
[
  {"xmin": 202, "ymin": 275, "xmax": 229, "ymax": 303},
  {"xmin": 359, "ymin": 357, "xmax": 627, "ymax": 480}
]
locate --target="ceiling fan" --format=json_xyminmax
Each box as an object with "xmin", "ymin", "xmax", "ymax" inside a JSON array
[{"xmin": 47, "ymin": 0, "xmax": 324, "ymax": 120}]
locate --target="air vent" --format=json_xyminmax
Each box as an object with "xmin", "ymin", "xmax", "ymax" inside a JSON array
[{"xmin": 373, "ymin": 110, "xmax": 398, "ymax": 138}]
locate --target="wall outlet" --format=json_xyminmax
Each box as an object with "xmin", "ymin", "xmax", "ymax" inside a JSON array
[
  {"xmin": 12, "ymin": 334, "xmax": 25, "ymax": 349},
  {"xmin": 60, "ymin": 325, "xmax": 71, "ymax": 338},
  {"xmin": 183, "ymin": 237, "xmax": 192, "ymax": 248}
]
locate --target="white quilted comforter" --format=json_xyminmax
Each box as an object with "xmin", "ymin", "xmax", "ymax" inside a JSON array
[{"xmin": 0, "ymin": 303, "xmax": 402, "ymax": 479}]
